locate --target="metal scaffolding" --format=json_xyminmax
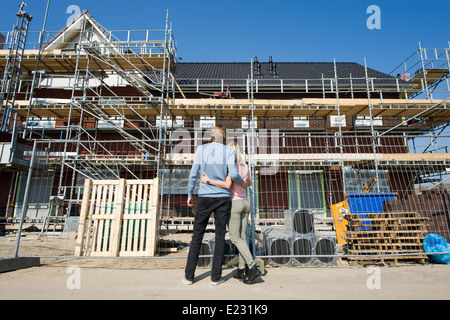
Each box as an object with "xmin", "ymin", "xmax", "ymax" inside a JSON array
[
  {"xmin": 0, "ymin": 2, "xmax": 32, "ymax": 132},
  {"xmin": 0, "ymin": 5, "xmax": 449, "ymax": 264}
]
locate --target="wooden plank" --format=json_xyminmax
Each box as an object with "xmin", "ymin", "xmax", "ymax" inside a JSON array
[
  {"xmin": 92, "ymin": 179, "xmax": 123, "ymax": 186},
  {"xmin": 140, "ymin": 184, "xmax": 149, "ymax": 251},
  {"xmin": 121, "ymin": 183, "xmax": 131, "ymax": 254},
  {"xmin": 148, "ymin": 179, "xmax": 160, "ymax": 256},
  {"xmin": 95, "ymin": 184, "xmax": 108, "ymax": 253},
  {"xmin": 74, "ymin": 179, "xmax": 92, "ymax": 256},
  {"xmin": 127, "ymin": 183, "xmax": 137, "ymax": 252},
  {"xmin": 90, "ymin": 184, "xmax": 101, "ymax": 253},
  {"xmin": 0, "ymin": 52, "xmax": 172, "ymax": 71},
  {"xmin": 126, "ymin": 179, "xmax": 156, "ymax": 185},
  {"xmin": 110, "ymin": 179, "xmax": 126, "ymax": 257},
  {"xmin": 135, "ymin": 184, "xmax": 143, "ymax": 251},
  {"xmin": 86, "ymin": 184, "xmax": 98, "ymax": 255},
  {"xmin": 103, "ymin": 183, "xmax": 115, "ymax": 252}
]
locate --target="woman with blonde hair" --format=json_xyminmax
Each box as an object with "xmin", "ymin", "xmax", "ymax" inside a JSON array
[{"xmin": 200, "ymin": 141, "xmax": 261, "ymax": 284}]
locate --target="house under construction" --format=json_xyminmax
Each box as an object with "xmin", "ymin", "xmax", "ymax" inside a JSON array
[{"xmin": 1, "ymin": 5, "xmax": 450, "ymax": 264}]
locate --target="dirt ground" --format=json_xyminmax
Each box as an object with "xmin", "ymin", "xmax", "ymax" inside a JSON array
[{"xmin": 0, "ymin": 257, "xmax": 449, "ymax": 300}]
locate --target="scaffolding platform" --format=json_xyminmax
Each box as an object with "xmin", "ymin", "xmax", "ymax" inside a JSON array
[
  {"xmin": 0, "ymin": 49, "xmax": 173, "ymax": 72},
  {"xmin": 8, "ymin": 98, "xmax": 450, "ymax": 123},
  {"xmin": 412, "ymin": 68, "xmax": 450, "ymax": 84},
  {"xmin": 167, "ymin": 152, "xmax": 450, "ymax": 167}
]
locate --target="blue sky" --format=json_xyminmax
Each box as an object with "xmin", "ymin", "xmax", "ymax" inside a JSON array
[{"xmin": 1, "ymin": 0, "xmax": 449, "ymax": 74}]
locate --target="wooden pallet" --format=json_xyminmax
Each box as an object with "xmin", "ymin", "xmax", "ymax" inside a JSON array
[
  {"xmin": 74, "ymin": 178, "xmax": 160, "ymax": 257},
  {"xmin": 344, "ymin": 212, "xmax": 429, "ymax": 263},
  {"xmin": 383, "ymin": 189, "xmax": 450, "ymax": 242}
]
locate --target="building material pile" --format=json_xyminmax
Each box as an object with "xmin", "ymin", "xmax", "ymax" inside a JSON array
[
  {"xmin": 383, "ymin": 189, "xmax": 450, "ymax": 242},
  {"xmin": 345, "ymin": 211, "xmax": 429, "ymax": 263},
  {"xmin": 262, "ymin": 209, "xmax": 337, "ymax": 266}
]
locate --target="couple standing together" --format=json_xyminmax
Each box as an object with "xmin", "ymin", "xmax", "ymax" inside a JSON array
[{"xmin": 182, "ymin": 126, "xmax": 262, "ymax": 286}]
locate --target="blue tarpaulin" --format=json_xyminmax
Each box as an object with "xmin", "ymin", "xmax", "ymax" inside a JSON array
[{"xmin": 423, "ymin": 233, "xmax": 450, "ymax": 264}]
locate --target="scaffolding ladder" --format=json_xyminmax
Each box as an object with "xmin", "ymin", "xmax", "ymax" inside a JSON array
[{"xmin": 0, "ymin": 2, "xmax": 32, "ymax": 132}]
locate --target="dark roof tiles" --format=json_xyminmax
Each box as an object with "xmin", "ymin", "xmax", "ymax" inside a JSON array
[{"xmin": 174, "ymin": 62, "xmax": 392, "ymax": 80}]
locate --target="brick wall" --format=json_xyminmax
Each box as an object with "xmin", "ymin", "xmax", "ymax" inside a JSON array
[
  {"xmin": 310, "ymin": 116, "xmax": 327, "ymax": 128},
  {"xmin": 258, "ymin": 117, "xmax": 294, "ymax": 129},
  {"xmin": 162, "ymin": 115, "xmax": 403, "ymax": 130},
  {"xmin": 382, "ymin": 117, "xmax": 403, "ymax": 126},
  {"xmin": 216, "ymin": 116, "xmax": 241, "ymax": 128}
]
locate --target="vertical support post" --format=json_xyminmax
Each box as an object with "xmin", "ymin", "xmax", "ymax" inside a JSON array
[
  {"xmin": 349, "ymin": 73, "xmax": 354, "ymax": 99},
  {"xmin": 23, "ymin": 0, "xmax": 51, "ymax": 138},
  {"xmin": 156, "ymin": 10, "xmax": 172, "ymax": 227},
  {"xmin": 418, "ymin": 41, "xmax": 432, "ymax": 101},
  {"xmin": 333, "ymin": 59, "xmax": 346, "ymax": 196},
  {"xmin": 110, "ymin": 178, "xmax": 126, "ymax": 256},
  {"xmin": 248, "ymin": 58, "xmax": 257, "ymax": 259},
  {"xmin": 148, "ymin": 178, "xmax": 160, "ymax": 256},
  {"xmin": 321, "ymin": 74, "xmax": 325, "ymax": 98},
  {"xmin": 68, "ymin": 40, "xmax": 92, "ymax": 213},
  {"xmin": 58, "ymin": 14, "xmax": 88, "ymax": 196},
  {"xmin": 74, "ymin": 178, "xmax": 92, "ymax": 256},
  {"xmin": 446, "ymin": 43, "xmax": 450, "ymax": 76},
  {"xmin": 14, "ymin": 139, "xmax": 37, "ymax": 257},
  {"xmin": 364, "ymin": 57, "xmax": 380, "ymax": 193}
]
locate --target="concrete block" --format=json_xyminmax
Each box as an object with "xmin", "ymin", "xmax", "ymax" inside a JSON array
[{"xmin": 0, "ymin": 257, "xmax": 40, "ymax": 273}]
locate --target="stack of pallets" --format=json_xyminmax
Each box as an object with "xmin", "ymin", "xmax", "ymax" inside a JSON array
[
  {"xmin": 344, "ymin": 211, "xmax": 429, "ymax": 263},
  {"xmin": 383, "ymin": 189, "xmax": 450, "ymax": 242}
]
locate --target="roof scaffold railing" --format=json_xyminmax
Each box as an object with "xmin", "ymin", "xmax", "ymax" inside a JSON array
[{"xmin": 390, "ymin": 42, "xmax": 450, "ymax": 100}]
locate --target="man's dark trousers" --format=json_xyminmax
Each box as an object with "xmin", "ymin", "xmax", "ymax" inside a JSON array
[{"xmin": 185, "ymin": 196, "xmax": 232, "ymax": 282}]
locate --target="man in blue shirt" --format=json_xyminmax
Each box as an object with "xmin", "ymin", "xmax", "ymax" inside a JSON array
[{"xmin": 183, "ymin": 126, "xmax": 245, "ymax": 286}]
